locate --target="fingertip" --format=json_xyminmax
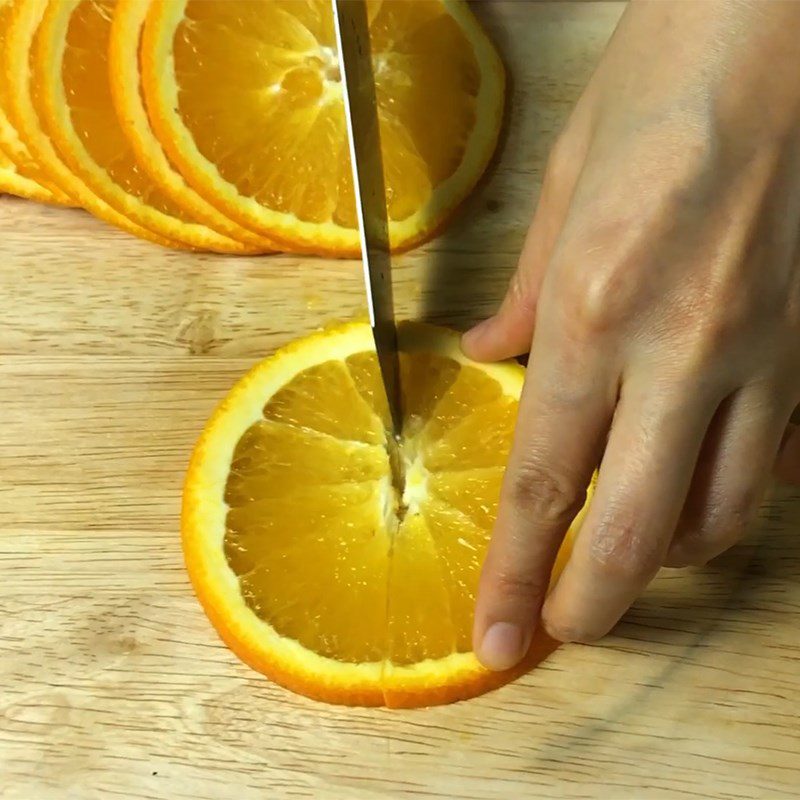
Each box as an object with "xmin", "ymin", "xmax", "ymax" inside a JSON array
[
  {"xmin": 540, "ymin": 602, "xmax": 579, "ymax": 643},
  {"xmin": 461, "ymin": 317, "xmax": 497, "ymax": 362},
  {"xmin": 540, "ymin": 598, "xmax": 602, "ymax": 644},
  {"xmin": 475, "ymin": 621, "xmax": 531, "ymax": 671},
  {"xmin": 462, "ymin": 315, "xmax": 531, "ymax": 363}
]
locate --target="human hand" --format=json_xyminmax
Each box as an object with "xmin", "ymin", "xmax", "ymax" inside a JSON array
[{"xmin": 463, "ymin": 0, "xmax": 800, "ymax": 670}]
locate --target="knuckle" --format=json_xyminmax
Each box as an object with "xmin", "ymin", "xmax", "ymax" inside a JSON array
[
  {"xmin": 588, "ymin": 513, "xmax": 663, "ymax": 580},
  {"xmin": 491, "ymin": 569, "xmax": 548, "ymax": 605},
  {"xmin": 669, "ymin": 275, "xmax": 783, "ymax": 375},
  {"xmin": 557, "ymin": 253, "xmax": 638, "ymax": 338},
  {"xmin": 508, "ymin": 460, "xmax": 584, "ymax": 526},
  {"xmin": 680, "ymin": 299, "xmax": 746, "ymax": 370},
  {"xmin": 575, "ymin": 268, "xmax": 626, "ymax": 333}
]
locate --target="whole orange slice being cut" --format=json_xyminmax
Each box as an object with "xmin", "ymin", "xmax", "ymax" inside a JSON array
[
  {"xmin": 183, "ymin": 322, "xmax": 590, "ymax": 707},
  {"xmin": 140, "ymin": 0, "xmax": 505, "ymax": 256}
]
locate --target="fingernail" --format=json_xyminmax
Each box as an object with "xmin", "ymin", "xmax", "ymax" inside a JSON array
[{"xmin": 477, "ymin": 622, "xmax": 529, "ymax": 671}]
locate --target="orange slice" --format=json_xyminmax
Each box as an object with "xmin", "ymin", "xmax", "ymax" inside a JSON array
[
  {"xmin": 183, "ymin": 322, "xmax": 590, "ymax": 708},
  {"xmin": 4, "ymin": 0, "xmax": 179, "ymax": 247},
  {"xmin": 0, "ymin": 138, "xmax": 60, "ymax": 202},
  {"xmin": 0, "ymin": 0, "xmax": 72, "ymax": 205},
  {"xmin": 33, "ymin": 0, "xmax": 271, "ymax": 254},
  {"xmin": 109, "ymin": 0, "xmax": 276, "ymax": 252},
  {"xmin": 141, "ymin": 0, "xmax": 505, "ymax": 256}
]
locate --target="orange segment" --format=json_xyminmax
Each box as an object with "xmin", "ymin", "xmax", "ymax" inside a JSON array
[
  {"xmin": 428, "ymin": 467, "xmax": 503, "ymax": 530},
  {"xmin": 399, "ymin": 350, "xmax": 460, "ymax": 436},
  {"xmin": 345, "ymin": 351, "xmax": 392, "ymax": 428},
  {"xmin": 262, "ymin": 359, "xmax": 384, "ymax": 445},
  {"xmin": 225, "ymin": 483, "xmax": 389, "ymax": 663},
  {"xmin": 387, "ymin": 514, "xmax": 456, "ymax": 665},
  {"xmin": 224, "ymin": 420, "xmax": 387, "ymax": 505},
  {"xmin": 422, "ymin": 498, "xmax": 491, "ymax": 650},
  {"xmin": 418, "ymin": 362, "xmax": 504, "ymax": 445},
  {"xmin": 32, "ymin": 0, "xmax": 265, "ymax": 253},
  {"xmin": 182, "ymin": 321, "xmax": 590, "ymax": 708},
  {"xmin": 370, "ymin": 1, "xmax": 485, "ymax": 208},
  {"xmin": 424, "ymin": 396, "xmax": 518, "ymax": 471},
  {"xmin": 141, "ymin": 0, "xmax": 505, "ymax": 255}
]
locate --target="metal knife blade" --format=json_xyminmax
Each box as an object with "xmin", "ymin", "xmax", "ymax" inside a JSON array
[{"xmin": 332, "ymin": 0, "xmax": 402, "ymax": 436}]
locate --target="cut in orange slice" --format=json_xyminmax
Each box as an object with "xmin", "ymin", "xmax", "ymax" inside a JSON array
[
  {"xmin": 33, "ymin": 0, "xmax": 271, "ymax": 254},
  {"xmin": 109, "ymin": 0, "xmax": 276, "ymax": 252},
  {"xmin": 4, "ymin": 0, "xmax": 178, "ymax": 247},
  {"xmin": 183, "ymin": 322, "xmax": 590, "ymax": 708},
  {"xmin": 141, "ymin": 0, "xmax": 505, "ymax": 256},
  {"xmin": 0, "ymin": 0, "xmax": 72, "ymax": 205}
]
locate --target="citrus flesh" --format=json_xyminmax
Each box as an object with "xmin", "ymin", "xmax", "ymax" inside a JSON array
[
  {"xmin": 109, "ymin": 0, "xmax": 276, "ymax": 251},
  {"xmin": 183, "ymin": 322, "xmax": 589, "ymax": 707},
  {"xmin": 141, "ymin": 0, "xmax": 505, "ymax": 256},
  {"xmin": 33, "ymin": 0, "xmax": 268, "ymax": 253}
]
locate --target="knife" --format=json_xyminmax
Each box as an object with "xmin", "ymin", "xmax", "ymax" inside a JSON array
[{"xmin": 332, "ymin": 0, "xmax": 403, "ymax": 437}]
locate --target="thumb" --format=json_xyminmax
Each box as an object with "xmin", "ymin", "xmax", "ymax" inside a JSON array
[
  {"xmin": 461, "ymin": 264, "xmax": 541, "ymax": 362},
  {"xmin": 775, "ymin": 422, "xmax": 800, "ymax": 485},
  {"xmin": 462, "ymin": 131, "xmax": 582, "ymax": 363},
  {"xmin": 461, "ymin": 192, "xmax": 560, "ymax": 362}
]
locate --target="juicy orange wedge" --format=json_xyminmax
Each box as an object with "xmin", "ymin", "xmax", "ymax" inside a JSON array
[{"xmin": 183, "ymin": 322, "xmax": 590, "ymax": 707}]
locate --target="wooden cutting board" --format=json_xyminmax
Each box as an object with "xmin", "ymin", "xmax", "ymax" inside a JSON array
[{"xmin": 1, "ymin": 3, "xmax": 798, "ymax": 798}]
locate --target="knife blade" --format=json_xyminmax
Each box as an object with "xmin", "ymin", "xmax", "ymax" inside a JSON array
[{"xmin": 332, "ymin": 0, "xmax": 403, "ymax": 437}]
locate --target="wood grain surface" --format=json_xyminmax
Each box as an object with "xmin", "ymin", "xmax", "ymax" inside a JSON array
[{"xmin": 2, "ymin": 3, "xmax": 799, "ymax": 798}]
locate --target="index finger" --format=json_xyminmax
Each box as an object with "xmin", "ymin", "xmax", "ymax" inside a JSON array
[{"xmin": 472, "ymin": 316, "xmax": 618, "ymax": 671}]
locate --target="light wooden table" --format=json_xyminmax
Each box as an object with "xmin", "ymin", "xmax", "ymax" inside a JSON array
[{"xmin": 2, "ymin": 3, "xmax": 799, "ymax": 798}]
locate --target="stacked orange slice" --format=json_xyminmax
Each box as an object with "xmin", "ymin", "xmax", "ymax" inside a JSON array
[
  {"xmin": 0, "ymin": 0, "xmax": 71, "ymax": 204},
  {"xmin": 138, "ymin": 0, "xmax": 505, "ymax": 255},
  {"xmin": 1, "ymin": 0, "xmax": 505, "ymax": 256}
]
